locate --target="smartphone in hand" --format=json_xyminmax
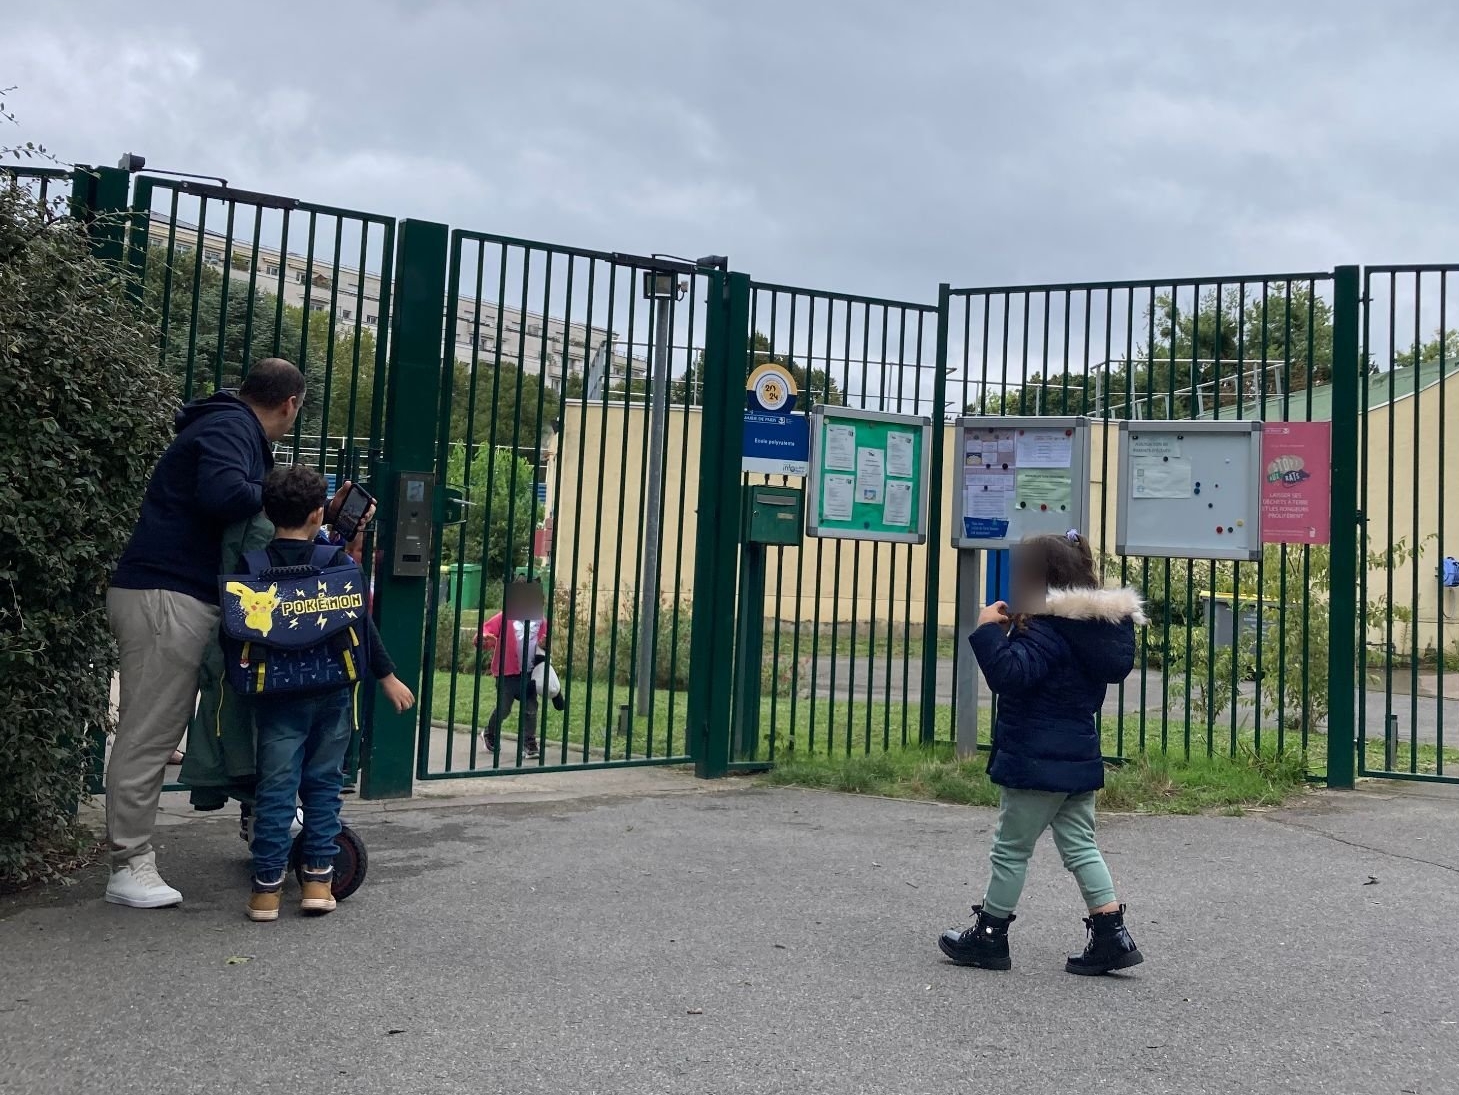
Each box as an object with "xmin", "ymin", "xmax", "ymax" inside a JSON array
[{"xmin": 333, "ymin": 484, "xmax": 375, "ymax": 542}]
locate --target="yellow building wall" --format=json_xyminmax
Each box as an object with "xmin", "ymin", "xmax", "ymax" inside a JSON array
[{"xmin": 1358, "ymin": 373, "xmax": 1459, "ymax": 656}]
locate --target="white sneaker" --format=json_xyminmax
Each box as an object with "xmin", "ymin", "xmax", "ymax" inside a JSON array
[{"xmin": 104, "ymin": 856, "xmax": 183, "ymax": 908}]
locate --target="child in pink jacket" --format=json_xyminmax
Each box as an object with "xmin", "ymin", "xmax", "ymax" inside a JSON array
[{"xmin": 477, "ymin": 580, "xmax": 548, "ymax": 760}]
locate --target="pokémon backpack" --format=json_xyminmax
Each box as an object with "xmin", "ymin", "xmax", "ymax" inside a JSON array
[{"xmin": 218, "ymin": 545, "xmax": 370, "ymax": 695}]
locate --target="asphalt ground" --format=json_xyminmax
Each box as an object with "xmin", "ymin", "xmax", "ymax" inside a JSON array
[{"xmin": 3, "ymin": 773, "xmax": 1456, "ymax": 1095}]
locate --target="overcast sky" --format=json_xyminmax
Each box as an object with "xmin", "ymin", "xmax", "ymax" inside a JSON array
[{"xmin": 4, "ymin": 0, "xmax": 1457, "ymax": 305}]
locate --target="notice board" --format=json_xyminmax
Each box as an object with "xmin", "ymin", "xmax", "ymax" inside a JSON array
[
  {"xmin": 805, "ymin": 405, "xmax": 931, "ymax": 544},
  {"xmin": 952, "ymin": 416, "xmax": 1092, "ymax": 550},
  {"xmin": 1115, "ymin": 420, "xmax": 1263, "ymax": 562}
]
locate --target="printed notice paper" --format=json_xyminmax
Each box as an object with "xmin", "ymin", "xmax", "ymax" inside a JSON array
[
  {"xmin": 966, "ymin": 470, "xmax": 1014, "ymax": 494},
  {"xmin": 856, "ymin": 447, "xmax": 885, "ymax": 504},
  {"xmin": 1130, "ymin": 434, "xmax": 1181, "ymax": 459},
  {"xmin": 824, "ymin": 425, "xmax": 856, "ymax": 471},
  {"xmin": 1015, "ymin": 468, "xmax": 1073, "ymax": 511},
  {"xmin": 886, "ymin": 431, "xmax": 915, "ymax": 478},
  {"xmin": 1131, "ymin": 457, "xmax": 1194, "ymax": 499},
  {"xmin": 883, "ymin": 480, "xmax": 913, "ymax": 526},
  {"xmin": 965, "ymin": 486, "xmax": 1010, "ymax": 522},
  {"xmin": 1014, "ymin": 429, "xmax": 1074, "ymax": 469},
  {"xmin": 822, "ymin": 474, "xmax": 855, "ymax": 520}
]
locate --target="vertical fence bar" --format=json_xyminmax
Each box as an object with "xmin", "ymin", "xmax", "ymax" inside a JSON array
[
  {"xmin": 920, "ymin": 284, "xmax": 951, "ymax": 745},
  {"xmin": 1326, "ymin": 265, "xmax": 1361, "ymax": 789}
]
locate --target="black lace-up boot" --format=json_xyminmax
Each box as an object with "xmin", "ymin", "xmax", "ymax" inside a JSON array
[
  {"xmin": 938, "ymin": 905, "xmax": 1015, "ymax": 970},
  {"xmin": 1065, "ymin": 904, "xmax": 1144, "ymax": 975}
]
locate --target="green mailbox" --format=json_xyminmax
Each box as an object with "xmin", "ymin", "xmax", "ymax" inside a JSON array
[{"xmin": 743, "ymin": 485, "xmax": 805, "ymax": 546}]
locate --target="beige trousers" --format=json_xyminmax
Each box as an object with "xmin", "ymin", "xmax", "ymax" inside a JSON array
[{"xmin": 105, "ymin": 587, "xmax": 219, "ymax": 866}]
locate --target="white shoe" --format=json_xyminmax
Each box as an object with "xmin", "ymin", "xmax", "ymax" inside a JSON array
[{"xmin": 105, "ymin": 855, "xmax": 183, "ymax": 908}]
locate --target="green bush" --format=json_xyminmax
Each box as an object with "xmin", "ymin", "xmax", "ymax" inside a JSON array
[
  {"xmin": 432, "ymin": 608, "xmax": 481, "ymax": 672},
  {"xmin": 0, "ymin": 188, "xmax": 174, "ymax": 888},
  {"xmin": 553, "ymin": 577, "xmax": 694, "ymax": 690}
]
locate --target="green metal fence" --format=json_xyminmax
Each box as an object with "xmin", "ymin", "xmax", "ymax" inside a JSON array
[
  {"xmin": 415, "ymin": 230, "xmax": 717, "ymax": 777},
  {"xmin": 125, "ymin": 174, "xmax": 396, "ymax": 479},
  {"xmin": 54, "ymin": 158, "xmax": 1459, "ymax": 794},
  {"xmin": 728, "ymin": 283, "xmax": 943, "ymax": 765},
  {"xmin": 941, "ymin": 274, "xmax": 1352, "ymax": 780}
]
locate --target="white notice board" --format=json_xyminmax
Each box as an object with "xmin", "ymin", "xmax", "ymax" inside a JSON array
[
  {"xmin": 952, "ymin": 416, "xmax": 1092, "ymax": 550},
  {"xmin": 1115, "ymin": 420, "xmax": 1263, "ymax": 562}
]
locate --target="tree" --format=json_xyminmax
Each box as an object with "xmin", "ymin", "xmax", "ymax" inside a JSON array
[
  {"xmin": 445, "ymin": 361, "xmax": 561, "ymax": 452},
  {"xmin": 442, "ymin": 442, "xmax": 540, "ymax": 577},
  {"xmin": 1393, "ymin": 329, "xmax": 1459, "ymax": 373},
  {"xmin": 980, "ymin": 284, "xmax": 1337, "ymax": 419},
  {"xmin": 966, "ymin": 372, "xmax": 1111, "ymax": 417},
  {"xmin": 1, "ymin": 181, "xmax": 175, "ymax": 886}
]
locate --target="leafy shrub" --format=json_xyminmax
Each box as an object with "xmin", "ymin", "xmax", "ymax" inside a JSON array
[{"xmin": 0, "ymin": 188, "xmax": 175, "ymax": 887}]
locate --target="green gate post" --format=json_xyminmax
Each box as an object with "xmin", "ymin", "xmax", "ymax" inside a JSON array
[
  {"xmin": 687, "ymin": 271, "xmax": 751, "ymax": 779},
  {"xmin": 1326, "ymin": 264, "xmax": 1361, "ymax": 790},
  {"xmin": 69, "ymin": 165, "xmax": 130, "ymax": 266},
  {"xmin": 70, "ymin": 165, "xmax": 133, "ymax": 798},
  {"xmin": 362, "ymin": 219, "xmax": 449, "ymax": 800},
  {"xmin": 919, "ymin": 284, "xmax": 952, "ymax": 746}
]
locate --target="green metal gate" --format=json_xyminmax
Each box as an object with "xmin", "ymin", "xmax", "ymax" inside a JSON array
[
  {"xmin": 415, "ymin": 230, "xmax": 718, "ymax": 777},
  {"xmin": 1357, "ymin": 266, "xmax": 1459, "ymax": 784}
]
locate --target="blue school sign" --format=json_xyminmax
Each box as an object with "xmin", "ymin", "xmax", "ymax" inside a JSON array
[{"xmin": 742, "ymin": 361, "xmax": 809, "ymax": 476}]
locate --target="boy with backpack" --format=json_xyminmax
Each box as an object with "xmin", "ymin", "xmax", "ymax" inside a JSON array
[{"xmin": 220, "ymin": 464, "xmax": 413, "ymax": 922}]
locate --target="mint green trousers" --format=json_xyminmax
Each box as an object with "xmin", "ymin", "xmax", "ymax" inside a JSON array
[{"xmin": 982, "ymin": 788, "xmax": 1116, "ymax": 918}]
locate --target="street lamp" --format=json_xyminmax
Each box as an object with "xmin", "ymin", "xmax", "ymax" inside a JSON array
[{"xmin": 635, "ymin": 269, "xmax": 688, "ymax": 714}]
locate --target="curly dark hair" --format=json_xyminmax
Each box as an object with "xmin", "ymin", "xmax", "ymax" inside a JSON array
[{"xmin": 262, "ymin": 463, "xmax": 328, "ymax": 529}]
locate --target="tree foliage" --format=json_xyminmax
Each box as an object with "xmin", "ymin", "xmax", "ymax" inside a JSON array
[
  {"xmin": 976, "ymin": 284, "xmax": 1336, "ymax": 418},
  {"xmin": 0, "ymin": 187, "xmax": 175, "ymax": 886},
  {"xmin": 442, "ymin": 442, "xmax": 540, "ymax": 577}
]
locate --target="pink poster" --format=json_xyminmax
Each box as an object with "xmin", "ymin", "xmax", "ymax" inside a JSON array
[{"xmin": 1261, "ymin": 422, "xmax": 1331, "ymax": 544}]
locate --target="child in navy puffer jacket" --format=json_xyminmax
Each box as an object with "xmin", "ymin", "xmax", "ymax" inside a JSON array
[{"xmin": 938, "ymin": 531, "xmax": 1147, "ymax": 976}]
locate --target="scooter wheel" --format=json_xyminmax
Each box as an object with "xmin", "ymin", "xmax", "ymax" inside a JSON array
[{"xmin": 289, "ymin": 824, "xmax": 368, "ymax": 900}]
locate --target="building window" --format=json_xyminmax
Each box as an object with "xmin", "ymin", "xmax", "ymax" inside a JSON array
[
  {"xmin": 265, "ymin": 264, "xmax": 280, "ymax": 277},
  {"xmin": 477, "ymin": 333, "xmax": 495, "ymax": 352},
  {"xmin": 366, "ymin": 313, "xmax": 378, "ymax": 325},
  {"xmin": 342, "ymin": 308, "xmax": 352, "ymax": 320},
  {"xmin": 527, "ymin": 323, "xmax": 541, "ymax": 337}
]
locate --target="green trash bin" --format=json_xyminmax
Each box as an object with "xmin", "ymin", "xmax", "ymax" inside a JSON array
[{"xmin": 454, "ymin": 563, "xmax": 483, "ymax": 611}]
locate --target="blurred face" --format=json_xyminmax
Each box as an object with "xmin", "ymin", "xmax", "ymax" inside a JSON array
[{"xmin": 1009, "ymin": 546, "xmax": 1049, "ymax": 610}]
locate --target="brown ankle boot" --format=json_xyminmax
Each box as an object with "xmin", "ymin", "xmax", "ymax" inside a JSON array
[{"xmin": 299, "ymin": 868, "xmax": 336, "ymax": 915}]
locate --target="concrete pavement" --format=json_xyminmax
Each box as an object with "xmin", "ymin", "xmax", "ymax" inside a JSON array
[{"xmin": 3, "ymin": 775, "xmax": 1458, "ymax": 1094}]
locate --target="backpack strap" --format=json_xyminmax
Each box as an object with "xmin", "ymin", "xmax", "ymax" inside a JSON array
[
  {"xmin": 310, "ymin": 544, "xmax": 343, "ymax": 570},
  {"xmin": 240, "ymin": 549, "xmax": 271, "ymax": 577}
]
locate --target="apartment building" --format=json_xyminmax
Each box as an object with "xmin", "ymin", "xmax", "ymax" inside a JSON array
[{"xmin": 145, "ymin": 219, "xmax": 642, "ymax": 388}]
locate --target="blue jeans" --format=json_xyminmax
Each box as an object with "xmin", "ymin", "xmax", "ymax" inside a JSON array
[{"xmin": 251, "ymin": 688, "xmax": 353, "ymax": 879}]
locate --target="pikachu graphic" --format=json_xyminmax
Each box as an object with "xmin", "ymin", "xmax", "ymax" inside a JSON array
[{"xmin": 226, "ymin": 582, "xmax": 281, "ymax": 637}]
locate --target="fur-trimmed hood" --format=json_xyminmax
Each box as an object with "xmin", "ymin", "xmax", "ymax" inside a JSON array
[{"xmin": 1041, "ymin": 586, "xmax": 1148, "ymax": 627}]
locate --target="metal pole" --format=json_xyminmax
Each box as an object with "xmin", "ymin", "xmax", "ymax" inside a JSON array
[
  {"xmin": 954, "ymin": 549, "xmax": 983, "ymax": 759},
  {"xmin": 636, "ymin": 294, "xmax": 673, "ymax": 714}
]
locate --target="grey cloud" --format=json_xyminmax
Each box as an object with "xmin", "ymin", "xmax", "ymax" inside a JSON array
[{"xmin": 3, "ymin": 0, "xmax": 1458, "ymax": 302}]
